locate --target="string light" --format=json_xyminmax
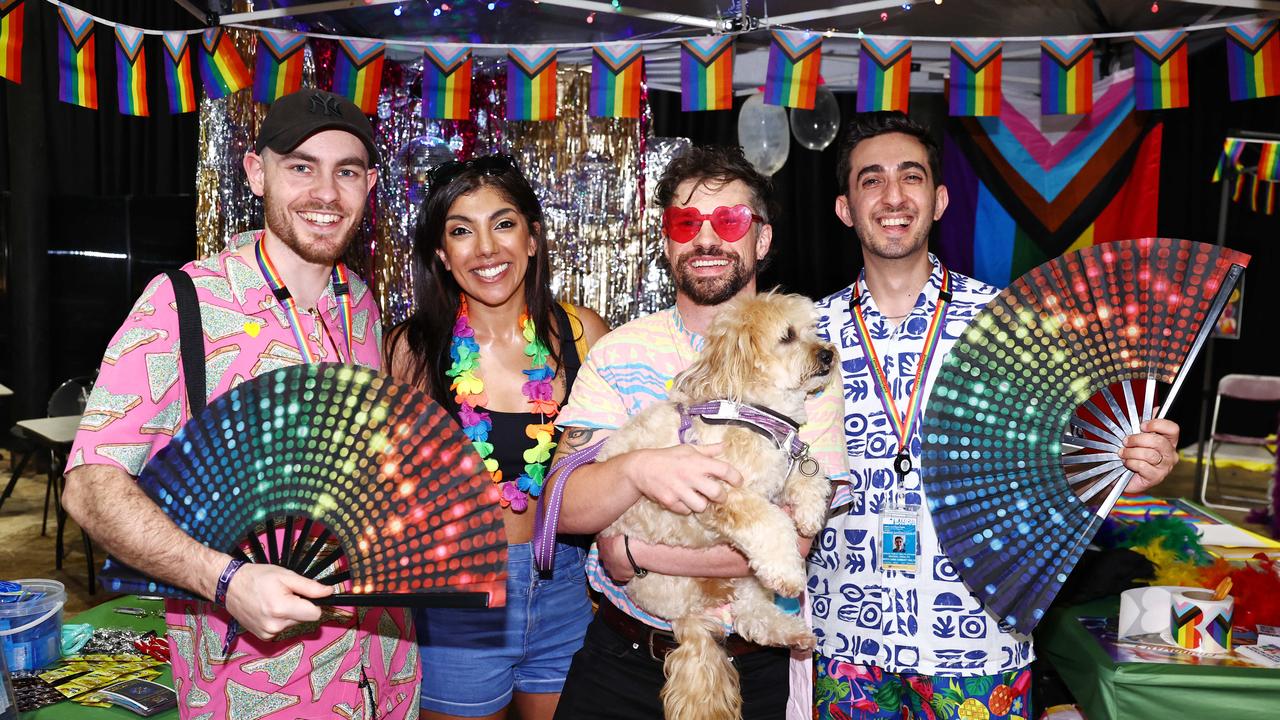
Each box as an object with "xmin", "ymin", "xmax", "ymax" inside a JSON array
[
  {"xmin": 441, "ymin": 2, "xmax": 450, "ymax": 9},
  {"xmin": 393, "ymin": 4, "xmax": 403, "ymax": 16},
  {"xmin": 880, "ymin": 11, "xmax": 888, "ymax": 21},
  {"xmin": 611, "ymin": 0, "xmax": 622, "ymax": 9},
  {"xmin": 1151, "ymin": 1, "xmax": 1159, "ymax": 12},
  {"xmin": 488, "ymin": 1, "xmax": 496, "ymax": 8},
  {"xmin": 433, "ymin": 7, "xmax": 441, "ymax": 15},
  {"xmin": 902, "ymin": 2, "xmax": 912, "ymax": 10},
  {"xmin": 935, "ymin": 0, "xmax": 943, "ymax": 4},
  {"xmin": 586, "ymin": 11, "xmax": 596, "ymax": 23}
]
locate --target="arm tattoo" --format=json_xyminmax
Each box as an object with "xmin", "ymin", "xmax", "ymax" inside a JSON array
[{"xmin": 562, "ymin": 427, "xmax": 597, "ymax": 449}]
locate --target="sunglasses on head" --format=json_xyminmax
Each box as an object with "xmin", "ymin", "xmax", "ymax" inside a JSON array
[
  {"xmin": 426, "ymin": 153, "xmax": 520, "ymax": 194},
  {"xmin": 661, "ymin": 204, "xmax": 765, "ymax": 244}
]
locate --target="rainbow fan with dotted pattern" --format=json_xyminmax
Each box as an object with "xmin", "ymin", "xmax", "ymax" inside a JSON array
[
  {"xmin": 99, "ymin": 363, "xmax": 507, "ymax": 608},
  {"xmin": 921, "ymin": 238, "xmax": 1249, "ymax": 635}
]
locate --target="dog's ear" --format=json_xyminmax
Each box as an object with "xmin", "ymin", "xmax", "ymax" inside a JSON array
[{"xmin": 674, "ymin": 301, "xmax": 761, "ymax": 401}]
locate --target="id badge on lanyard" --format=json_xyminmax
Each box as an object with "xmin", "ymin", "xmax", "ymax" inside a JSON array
[{"xmin": 879, "ymin": 494, "xmax": 921, "ymax": 573}]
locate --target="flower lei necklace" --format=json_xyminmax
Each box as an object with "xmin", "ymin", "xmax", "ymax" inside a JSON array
[{"xmin": 446, "ymin": 295, "xmax": 559, "ymax": 512}]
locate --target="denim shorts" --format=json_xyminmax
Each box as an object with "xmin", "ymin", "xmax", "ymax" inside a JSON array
[{"xmin": 416, "ymin": 541, "xmax": 592, "ymax": 716}]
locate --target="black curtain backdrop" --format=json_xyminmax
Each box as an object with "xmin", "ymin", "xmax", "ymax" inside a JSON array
[{"xmin": 0, "ymin": 0, "xmax": 199, "ymax": 420}]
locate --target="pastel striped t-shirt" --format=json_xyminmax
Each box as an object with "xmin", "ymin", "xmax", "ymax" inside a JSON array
[{"xmin": 556, "ymin": 305, "xmax": 849, "ymax": 630}]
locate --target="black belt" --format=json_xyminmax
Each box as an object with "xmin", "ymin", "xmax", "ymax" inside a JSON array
[{"xmin": 598, "ymin": 599, "xmax": 769, "ymax": 662}]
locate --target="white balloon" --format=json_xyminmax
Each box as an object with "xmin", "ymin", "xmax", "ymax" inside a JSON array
[
  {"xmin": 737, "ymin": 93, "xmax": 790, "ymax": 176},
  {"xmin": 790, "ymin": 87, "xmax": 841, "ymax": 151}
]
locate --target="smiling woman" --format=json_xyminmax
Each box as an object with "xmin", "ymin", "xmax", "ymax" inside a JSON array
[{"xmin": 384, "ymin": 154, "xmax": 608, "ymax": 720}]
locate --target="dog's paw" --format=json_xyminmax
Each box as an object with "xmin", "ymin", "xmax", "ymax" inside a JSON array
[
  {"xmin": 755, "ymin": 563, "xmax": 807, "ymax": 598},
  {"xmin": 793, "ymin": 510, "xmax": 826, "ymax": 539},
  {"xmin": 786, "ymin": 630, "xmax": 818, "ymax": 652}
]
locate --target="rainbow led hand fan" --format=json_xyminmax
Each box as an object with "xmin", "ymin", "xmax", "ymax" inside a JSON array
[
  {"xmin": 921, "ymin": 238, "xmax": 1248, "ymax": 635},
  {"xmin": 100, "ymin": 363, "xmax": 507, "ymax": 608}
]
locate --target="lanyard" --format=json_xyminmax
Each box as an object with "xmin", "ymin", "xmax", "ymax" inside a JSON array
[
  {"xmin": 254, "ymin": 238, "xmax": 354, "ymax": 364},
  {"xmin": 848, "ymin": 265, "xmax": 951, "ymax": 482}
]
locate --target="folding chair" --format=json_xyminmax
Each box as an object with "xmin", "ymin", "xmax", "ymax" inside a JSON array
[{"xmin": 1197, "ymin": 373, "xmax": 1280, "ymax": 511}]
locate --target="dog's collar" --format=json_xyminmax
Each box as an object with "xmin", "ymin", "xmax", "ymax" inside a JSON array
[{"xmin": 677, "ymin": 400, "xmax": 820, "ymax": 477}]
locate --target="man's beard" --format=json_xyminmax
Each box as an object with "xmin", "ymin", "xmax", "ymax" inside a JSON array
[
  {"xmin": 263, "ymin": 191, "xmax": 360, "ymax": 265},
  {"xmin": 672, "ymin": 248, "xmax": 752, "ymax": 306}
]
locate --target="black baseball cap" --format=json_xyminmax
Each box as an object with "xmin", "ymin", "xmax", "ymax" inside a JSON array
[{"xmin": 254, "ymin": 89, "xmax": 379, "ymax": 165}]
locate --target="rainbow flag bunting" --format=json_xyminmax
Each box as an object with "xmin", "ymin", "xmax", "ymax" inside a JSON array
[
  {"xmin": 1259, "ymin": 141, "xmax": 1280, "ymax": 182},
  {"xmin": 422, "ymin": 45, "xmax": 472, "ymax": 120},
  {"xmin": 199, "ymin": 28, "xmax": 251, "ymax": 100},
  {"xmin": 56, "ymin": 5, "xmax": 96, "ymax": 109},
  {"xmin": 1225, "ymin": 19, "xmax": 1280, "ymax": 101},
  {"xmin": 858, "ymin": 36, "xmax": 911, "ymax": 112},
  {"xmin": 1040, "ymin": 36, "xmax": 1093, "ymax": 115},
  {"xmin": 114, "ymin": 25, "xmax": 147, "ymax": 116},
  {"xmin": 1212, "ymin": 137, "xmax": 1247, "ymax": 182},
  {"xmin": 764, "ymin": 30, "xmax": 821, "ymax": 109},
  {"xmin": 507, "ymin": 46, "xmax": 557, "ymax": 121},
  {"xmin": 680, "ymin": 36, "xmax": 733, "ymax": 111},
  {"xmin": 333, "ymin": 38, "xmax": 385, "ymax": 114},
  {"xmin": 1134, "ymin": 30, "xmax": 1189, "ymax": 110},
  {"xmin": 1249, "ymin": 175, "xmax": 1277, "ymax": 214},
  {"xmin": 590, "ymin": 43, "xmax": 643, "ymax": 118},
  {"xmin": 950, "ymin": 38, "xmax": 1002, "ymax": 116},
  {"xmin": 0, "ymin": 0, "xmax": 24, "ymax": 84},
  {"xmin": 253, "ymin": 29, "xmax": 305, "ymax": 104},
  {"xmin": 161, "ymin": 32, "xmax": 196, "ymax": 114}
]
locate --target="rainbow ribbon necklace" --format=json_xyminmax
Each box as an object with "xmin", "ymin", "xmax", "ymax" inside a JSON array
[
  {"xmin": 848, "ymin": 264, "xmax": 951, "ymax": 482},
  {"xmin": 446, "ymin": 295, "xmax": 559, "ymax": 512},
  {"xmin": 254, "ymin": 237, "xmax": 354, "ymax": 364}
]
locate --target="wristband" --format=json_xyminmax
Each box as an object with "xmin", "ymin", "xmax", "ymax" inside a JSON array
[
  {"xmin": 214, "ymin": 559, "xmax": 246, "ymax": 606},
  {"xmin": 623, "ymin": 535, "xmax": 648, "ymax": 579}
]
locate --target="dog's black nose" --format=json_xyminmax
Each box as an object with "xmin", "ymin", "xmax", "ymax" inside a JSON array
[{"xmin": 817, "ymin": 347, "xmax": 834, "ymax": 367}]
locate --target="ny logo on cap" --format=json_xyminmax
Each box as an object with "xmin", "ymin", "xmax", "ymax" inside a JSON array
[{"xmin": 309, "ymin": 93, "xmax": 342, "ymax": 117}]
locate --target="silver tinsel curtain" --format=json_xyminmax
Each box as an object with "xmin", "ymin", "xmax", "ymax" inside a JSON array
[{"xmin": 195, "ymin": 29, "xmax": 685, "ymax": 328}]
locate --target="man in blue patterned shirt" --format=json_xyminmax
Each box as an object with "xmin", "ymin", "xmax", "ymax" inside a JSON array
[{"xmin": 809, "ymin": 112, "xmax": 1181, "ymax": 720}]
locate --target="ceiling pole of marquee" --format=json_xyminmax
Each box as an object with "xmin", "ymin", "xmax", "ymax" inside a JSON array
[
  {"xmin": 768, "ymin": 0, "xmax": 923, "ymax": 27},
  {"xmin": 1176, "ymin": 0, "xmax": 1280, "ymax": 12},
  {"xmin": 528, "ymin": 0, "xmax": 721, "ymax": 30},
  {"xmin": 216, "ymin": 0, "xmax": 404, "ymax": 24},
  {"xmin": 172, "ymin": 0, "xmax": 208, "ymax": 23}
]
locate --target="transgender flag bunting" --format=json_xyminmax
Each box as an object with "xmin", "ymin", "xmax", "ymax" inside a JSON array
[
  {"xmin": 680, "ymin": 36, "xmax": 733, "ymax": 111},
  {"xmin": 114, "ymin": 25, "xmax": 147, "ymax": 116},
  {"xmin": 199, "ymin": 28, "xmax": 251, "ymax": 99},
  {"xmin": 253, "ymin": 29, "xmax": 305, "ymax": 104},
  {"xmin": 949, "ymin": 38, "xmax": 1002, "ymax": 116},
  {"xmin": 162, "ymin": 32, "xmax": 196, "ymax": 114},
  {"xmin": 764, "ymin": 30, "xmax": 821, "ymax": 109},
  {"xmin": 333, "ymin": 38, "xmax": 385, "ymax": 114},
  {"xmin": 507, "ymin": 46, "xmax": 557, "ymax": 121},
  {"xmin": 858, "ymin": 36, "xmax": 911, "ymax": 112},
  {"xmin": 1040, "ymin": 36, "xmax": 1093, "ymax": 115},
  {"xmin": 423, "ymin": 45, "xmax": 472, "ymax": 120},
  {"xmin": 0, "ymin": 0, "xmax": 24, "ymax": 84},
  {"xmin": 1225, "ymin": 19, "xmax": 1280, "ymax": 101},
  {"xmin": 57, "ymin": 5, "xmax": 96, "ymax": 109},
  {"xmin": 1133, "ymin": 30, "xmax": 1189, "ymax": 110},
  {"xmin": 589, "ymin": 43, "xmax": 643, "ymax": 118}
]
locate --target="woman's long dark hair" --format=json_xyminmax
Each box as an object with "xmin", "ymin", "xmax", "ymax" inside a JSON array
[{"xmin": 386, "ymin": 158, "xmax": 560, "ymax": 410}]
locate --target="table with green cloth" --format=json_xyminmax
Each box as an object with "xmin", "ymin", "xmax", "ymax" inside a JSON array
[
  {"xmin": 1037, "ymin": 596, "xmax": 1280, "ymax": 720},
  {"xmin": 21, "ymin": 595, "xmax": 176, "ymax": 720}
]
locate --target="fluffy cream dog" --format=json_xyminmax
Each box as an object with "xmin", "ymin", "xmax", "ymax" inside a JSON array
[{"xmin": 598, "ymin": 291, "xmax": 837, "ymax": 720}]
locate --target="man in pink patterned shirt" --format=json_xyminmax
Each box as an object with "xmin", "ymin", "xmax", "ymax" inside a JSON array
[{"xmin": 63, "ymin": 89, "xmax": 420, "ymax": 720}]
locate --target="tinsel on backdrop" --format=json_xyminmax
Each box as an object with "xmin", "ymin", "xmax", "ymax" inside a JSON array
[{"xmin": 195, "ymin": 31, "xmax": 678, "ymax": 328}]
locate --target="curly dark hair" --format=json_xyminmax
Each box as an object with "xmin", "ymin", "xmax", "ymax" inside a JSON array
[
  {"xmin": 835, "ymin": 111, "xmax": 941, "ymax": 195},
  {"xmin": 655, "ymin": 145, "xmax": 779, "ymax": 219}
]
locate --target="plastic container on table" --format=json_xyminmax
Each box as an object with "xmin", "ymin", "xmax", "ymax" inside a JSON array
[{"xmin": 0, "ymin": 579, "xmax": 66, "ymax": 674}]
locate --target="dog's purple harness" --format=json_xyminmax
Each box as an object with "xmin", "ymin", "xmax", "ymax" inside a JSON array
[
  {"xmin": 533, "ymin": 401, "xmax": 820, "ymax": 574},
  {"xmin": 676, "ymin": 400, "xmax": 820, "ymax": 480}
]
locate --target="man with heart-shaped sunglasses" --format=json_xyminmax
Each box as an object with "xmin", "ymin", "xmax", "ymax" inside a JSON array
[{"xmin": 547, "ymin": 146, "xmax": 849, "ymax": 720}]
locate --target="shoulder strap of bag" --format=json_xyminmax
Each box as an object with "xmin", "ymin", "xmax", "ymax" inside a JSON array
[{"xmin": 164, "ymin": 270, "xmax": 207, "ymax": 417}]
